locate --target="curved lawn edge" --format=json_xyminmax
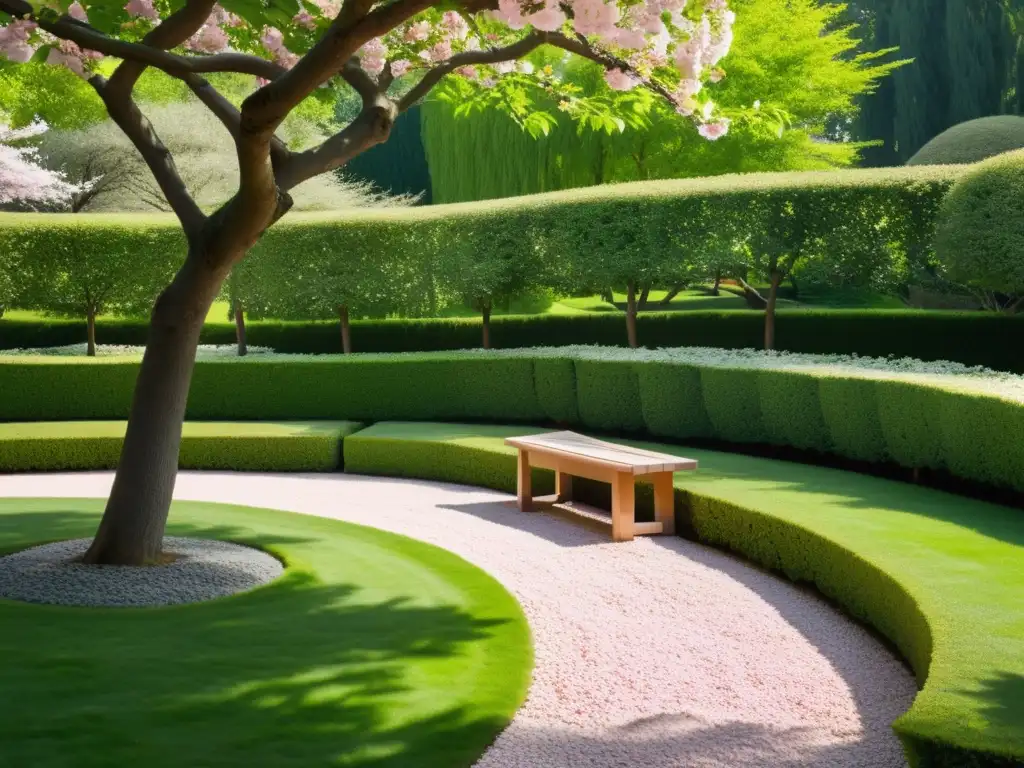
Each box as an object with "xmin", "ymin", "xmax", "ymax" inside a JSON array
[
  {"xmin": 343, "ymin": 421, "xmax": 1024, "ymax": 768},
  {"xmin": 0, "ymin": 497, "xmax": 532, "ymax": 768}
]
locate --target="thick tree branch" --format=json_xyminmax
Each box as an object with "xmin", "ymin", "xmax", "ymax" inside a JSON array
[
  {"xmin": 340, "ymin": 60, "xmax": 382, "ymax": 104},
  {"xmin": 276, "ymin": 96, "xmax": 398, "ymax": 190},
  {"xmin": 89, "ymin": 75, "xmax": 205, "ymax": 238},
  {"xmin": 398, "ymin": 32, "xmax": 546, "ymax": 111},
  {"xmin": 107, "ymin": 0, "xmax": 217, "ymax": 100}
]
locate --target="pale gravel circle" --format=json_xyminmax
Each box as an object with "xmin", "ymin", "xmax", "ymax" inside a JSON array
[
  {"xmin": 0, "ymin": 536, "xmax": 284, "ymax": 607},
  {"xmin": 0, "ymin": 471, "xmax": 916, "ymax": 767}
]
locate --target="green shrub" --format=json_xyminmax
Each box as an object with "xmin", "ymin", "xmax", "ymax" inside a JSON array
[
  {"xmin": 0, "ymin": 421, "xmax": 360, "ymax": 472},
  {"xmin": 533, "ymin": 357, "xmax": 578, "ymax": 424},
  {"xmin": 876, "ymin": 382, "xmax": 946, "ymax": 470},
  {"xmin": 700, "ymin": 367, "xmax": 767, "ymax": 443},
  {"xmin": 935, "ymin": 150, "xmax": 1024, "ymax": 296},
  {"xmin": 757, "ymin": 370, "xmax": 830, "ymax": 452},
  {"xmin": 818, "ymin": 377, "xmax": 888, "ymax": 463},
  {"xmin": 907, "ymin": 116, "xmax": 1024, "ymax": 166},
  {"xmin": 636, "ymin": 362, "xmax": 713, "ymax": 440},
  {"xmin": 574, "ymin": 359, "xmax": 645, "ymax": 432}
]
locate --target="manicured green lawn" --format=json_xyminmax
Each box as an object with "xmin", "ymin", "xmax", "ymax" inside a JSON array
[
  {"xmin": 345, "ymin": 421, "xmax": 1024, "ymax": 766},
  {"xmin": 0, "ymin": 498, "xmax": 531, "ymax": 768}
]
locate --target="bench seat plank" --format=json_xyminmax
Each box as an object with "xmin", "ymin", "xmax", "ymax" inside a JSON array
[{"xmin": 506, "ymin": 431, "xmax": 697, "ymax": 475}]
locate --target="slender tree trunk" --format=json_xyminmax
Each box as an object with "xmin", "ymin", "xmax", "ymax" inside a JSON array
[
  {"xmin": 601, "ymin": 287, "xmax": 614, "ymax": 303},
  {"xmin": 83, "ymin": 250, "xmax": 231, "ymax": 566},
  {"xmin": 712, "ymin": 272, "xmax": 722, "ymax": 295},
  {"xmin": 660, "ymin": 284, "xmax": 684, "ymax": 306},
  {"xmin": 765, "ymin": 269, "xmax": 782, "ymax": 351},
  {"xmin": 737, "ymin": 277, "xmax": 768, "ymax": 310},
  {"xmin": 86, "ymin": 306, "xmax": 97, "ymax": 357},
  {"xmin": 626, "ymin": 280, "xmax": 639, "ymax": 349},
  {"xmin": 234, "ymin": 301, "xmax": 247, "ymax": 357},
  {"xmin": 481, "ymin": 301, "xmax": 492, "ymax": 350},
  {"xmin": 339, "ymin": 303, "xmax": 352, "ymax": 354},
  {"xmin": 637, "ymin": 283, "xmax": 651, "ymax": 311}
]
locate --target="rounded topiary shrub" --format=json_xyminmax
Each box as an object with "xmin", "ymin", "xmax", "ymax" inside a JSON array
[
  {"xmin": 935, "ymin": 149, "xmax": 1024, "ymax": 294},
  {"xmin": 907, "ymin": 116, "xmax": 1024, "ymax": 166}
]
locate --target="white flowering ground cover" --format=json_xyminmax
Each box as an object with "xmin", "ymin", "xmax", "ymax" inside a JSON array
[{"xmin": 4, "ymin": 343, "xmax": 1023, "ymax": 403}]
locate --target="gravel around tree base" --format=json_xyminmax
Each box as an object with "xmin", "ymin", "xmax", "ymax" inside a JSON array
[{"xmin": 0, "ymin": 537, "xmax": 284, "ymax": 607}]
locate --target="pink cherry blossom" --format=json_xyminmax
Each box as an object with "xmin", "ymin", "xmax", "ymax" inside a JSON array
[
  {"xmin": 604, "ymin": 67, "xmax": 639, "ymax": 90},
  {"xmin": 1, "ymin": 121, "xmax": 84, "ymax": 205},
  {"xmin": 441, "ymin": 11, "xmax": 469, "ymax": 41},
  {"xmin": 495, "ymin": 0, "xmax": 527, "ymax": 30},
  {"xmin": 68, "ymin": 2, "xmax": 89, "ymax": 22},
  {"xmin": 390, "ymin": 58, "xmax": 412, "ymax": 77},
  {"xmin": 528, "ymin": 2, "xmax": 566, "ymax": 32},
  {"xmin": 0, "ymin": 20, "xmax": 37, "ymax": 63},
  {"xmin": 572, "ymin": 0, "xmax": 619, "ymax": 37},
  {"xmin": 697, "ymin": 117, "xmax": 730, "ymax": 140},
  {"xmin": 404, "ymin": 20, "xmax": 430, "ymax": 42},
  {"xmin": 46, "ymin": 46, "xmax": 85, "ymax": 77},
  {"xmin": 293, "ymin": 9, "xmax": 316, "ymax": 30},
  {"xmin": 186, "ymin": 24, "xmax": 229, "ymax": 53},
  {"xmin": 124, "ymin": 0, "xmax": 158, "ymax": 20},
  {"xmin": 613, "ymin": 28, "xmax": 646, "ymax": 49},
  {"xmin": 359, "ymin": 37, "xmax": 387, "ymax": 75},
  {"xmin": 428, "ymin": 40, "xmax": 452, "ymax": 62},
  {"xmin": 309, "ymin": 0, "xmax": 340, "ymax": 17},
  {"xmin": 493, "ymin": 60, "xmax": 516, "ymax": 74},
  {"xmin": 457, "ymin": 65, "xmax": 478, "ymax": 79}
]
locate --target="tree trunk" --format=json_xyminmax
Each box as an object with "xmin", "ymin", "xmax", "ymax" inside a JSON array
[
  {"xmin": 660, "ymin": 284, "xmax": 684, "ymax": 306},
  {"xmin": 637, "ymin": 283, "xmax": 651, "ymax": 311},
  {"xmin": 234, "ymin": 301, "xmax": 247, "ymax": 357},
  {"xmin": 339, "ymin": 303, "xmax": 352, "ymax": 354},
  {"xmin": 86, "ymin": 306, "xmax": 97, "ymax": 357},
  {"xmin": 712, "ymin": 272, "xmax": 722, "ymax": 296},
  {"xmin": 481, "ymin": 302, "xmax": 492, "ymax": 350},
  {"xmin": 737, "ymin": 278, "xmax": 769, "ymax": 310},
  {"xmin": 765, "ymin": 269, "xmax": 782, "ymax": 351},
  {"xmin": 626, "ymin": 280, "xmax": 639, "ymax": 349},
  {"xmin": 83, "ymin": 251, "xmax": 230, "ymax": 566},
  {"xmin": 601, "ymin": 287, "xmax": 614, "ymax": 303}
]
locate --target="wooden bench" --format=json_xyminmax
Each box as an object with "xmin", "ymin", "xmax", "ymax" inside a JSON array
[{"xmin": 504, "ymin": 431, "xmax": 698, "ymax": 542}]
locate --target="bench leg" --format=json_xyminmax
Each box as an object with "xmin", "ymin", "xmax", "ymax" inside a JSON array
[
  {"xmin": 653, "ymin": 472, "xmax": 675, "ymax": 536},
  {"xmin": 555, "ymin": 471, "xmax": 573, "ymax": 503},
  {"xmin": 517, "ymin": 449, "xmax": 533, "ymax": 512},
  {"xmin": 611, "ymin": 471, "xmax": 635, "ymax": 542}
]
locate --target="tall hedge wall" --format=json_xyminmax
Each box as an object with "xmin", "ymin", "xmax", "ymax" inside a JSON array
[
  {"xmin": 4, "ymin": 352, "xmax": 1023, "ymax": 495},
  {"xmin": 4, "ymin": 310, "xmax": 1023, "ymax": 371}
]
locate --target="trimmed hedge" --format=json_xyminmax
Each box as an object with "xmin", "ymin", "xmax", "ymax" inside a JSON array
[
  {"xmin": 4, "ymin": 309, "xmax": 1024, "ymax": 371},
  {"xmin": 0, "ymin": 421, "xmax": 362, "ymax": 472},
  {"xmin": 343, "ymin": 421, "xmax": 1024, "ymax": 768},
  {"xmin": 908, "ymin": 115, "xmax": 1024, "ymax": 166},
  {"xmin": 4, "ymin": 352, "xmax": 1024, "ymax": 496}
]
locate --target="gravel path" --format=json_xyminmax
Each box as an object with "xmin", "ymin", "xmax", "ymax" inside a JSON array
[{"xmin": 0, "ymin": 471, "xmax": 915, "ymax": 768}]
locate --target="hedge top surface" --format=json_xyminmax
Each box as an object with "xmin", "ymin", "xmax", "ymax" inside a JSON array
[
  {"xmin": 0, "ymin": 164, "xmax": 965, "ymax": 230},
  {"xmin": 346, "ymin": 421, "xmax": 1024, "ymax": 764},
  {"xmin": 0, "ymin": 496, "xmax": 531, "ymax": 768},
  {"xmin": 0, "ymin": 420, "xmax": 362, "ymax": 439},
  {"xmin": 908, "ymin": 116, "xmax": 1024, "ymax": 166}
]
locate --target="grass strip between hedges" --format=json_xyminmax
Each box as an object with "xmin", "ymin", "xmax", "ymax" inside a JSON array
[
  {"xmin": 0, "ymin": 421, "xmax": 363, "ymax": 472},
  {"xmin": 0, "ymin": 497, "xmax": 531, "ymax": 768},
  {"xmin": 344, "ymin": 421, "xmax": 1024, "ymax": 768}
]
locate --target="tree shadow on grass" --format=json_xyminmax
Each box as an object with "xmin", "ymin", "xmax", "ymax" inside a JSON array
[
  {"xmin": 0, "ymin": 504, "xmax": 523, "ymax": 768},
  {"xmin": 958, "ymin": 671, "xmax": 1024, "ymax": 733}
]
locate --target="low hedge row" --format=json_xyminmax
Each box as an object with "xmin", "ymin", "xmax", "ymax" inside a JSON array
[
  {"xmin": 343, "ymin": 422, "xmax": 1024, "ymax": 768},
  {"xmin": 3, "ymin": 309, "xmax": 1024, "ymax": 371},
  {"xmin": 0, "ymin": 421, "xmax": 362, "ymax": 472},
  {"xmin": 2, "ymin": 352, "xmax": 1023, "ymax": 494}
]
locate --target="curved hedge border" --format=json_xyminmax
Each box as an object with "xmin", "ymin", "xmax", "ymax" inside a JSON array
[
  {"xmin": 343, "ymin": 421, "xmax": 1024, "ymax": 768},
  {"xmin": 0, "ymin": 420, "xmax": 361, "ymax": 472},
  {"xmin": 3, "ymin": 352, "xmax": 1023, "ymax": 494}
]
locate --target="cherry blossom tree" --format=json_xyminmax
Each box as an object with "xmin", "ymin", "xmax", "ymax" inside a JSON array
[
  {"xmin": 0, "ymin": 119, "xmax": 82, "ymax": 205},
  {"xmin": 0, "ymin": 0, "xmax": 739, "ymax": 565}
]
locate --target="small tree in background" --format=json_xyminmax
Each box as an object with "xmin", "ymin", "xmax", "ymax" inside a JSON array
[
  {"xmin": 237, "ymin": 218, "xmax": 432, "ymax": 352},
  {"xmin": 1, "ymin": 119, "xmax": 83, "ymax": 208},
  {"xmin": 0, "ymin": 221, "xmax": 181, "ymax": 353},
  {"xmin": 438, "ymin": 214, "xmax": 542, "ymax": 349}
]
